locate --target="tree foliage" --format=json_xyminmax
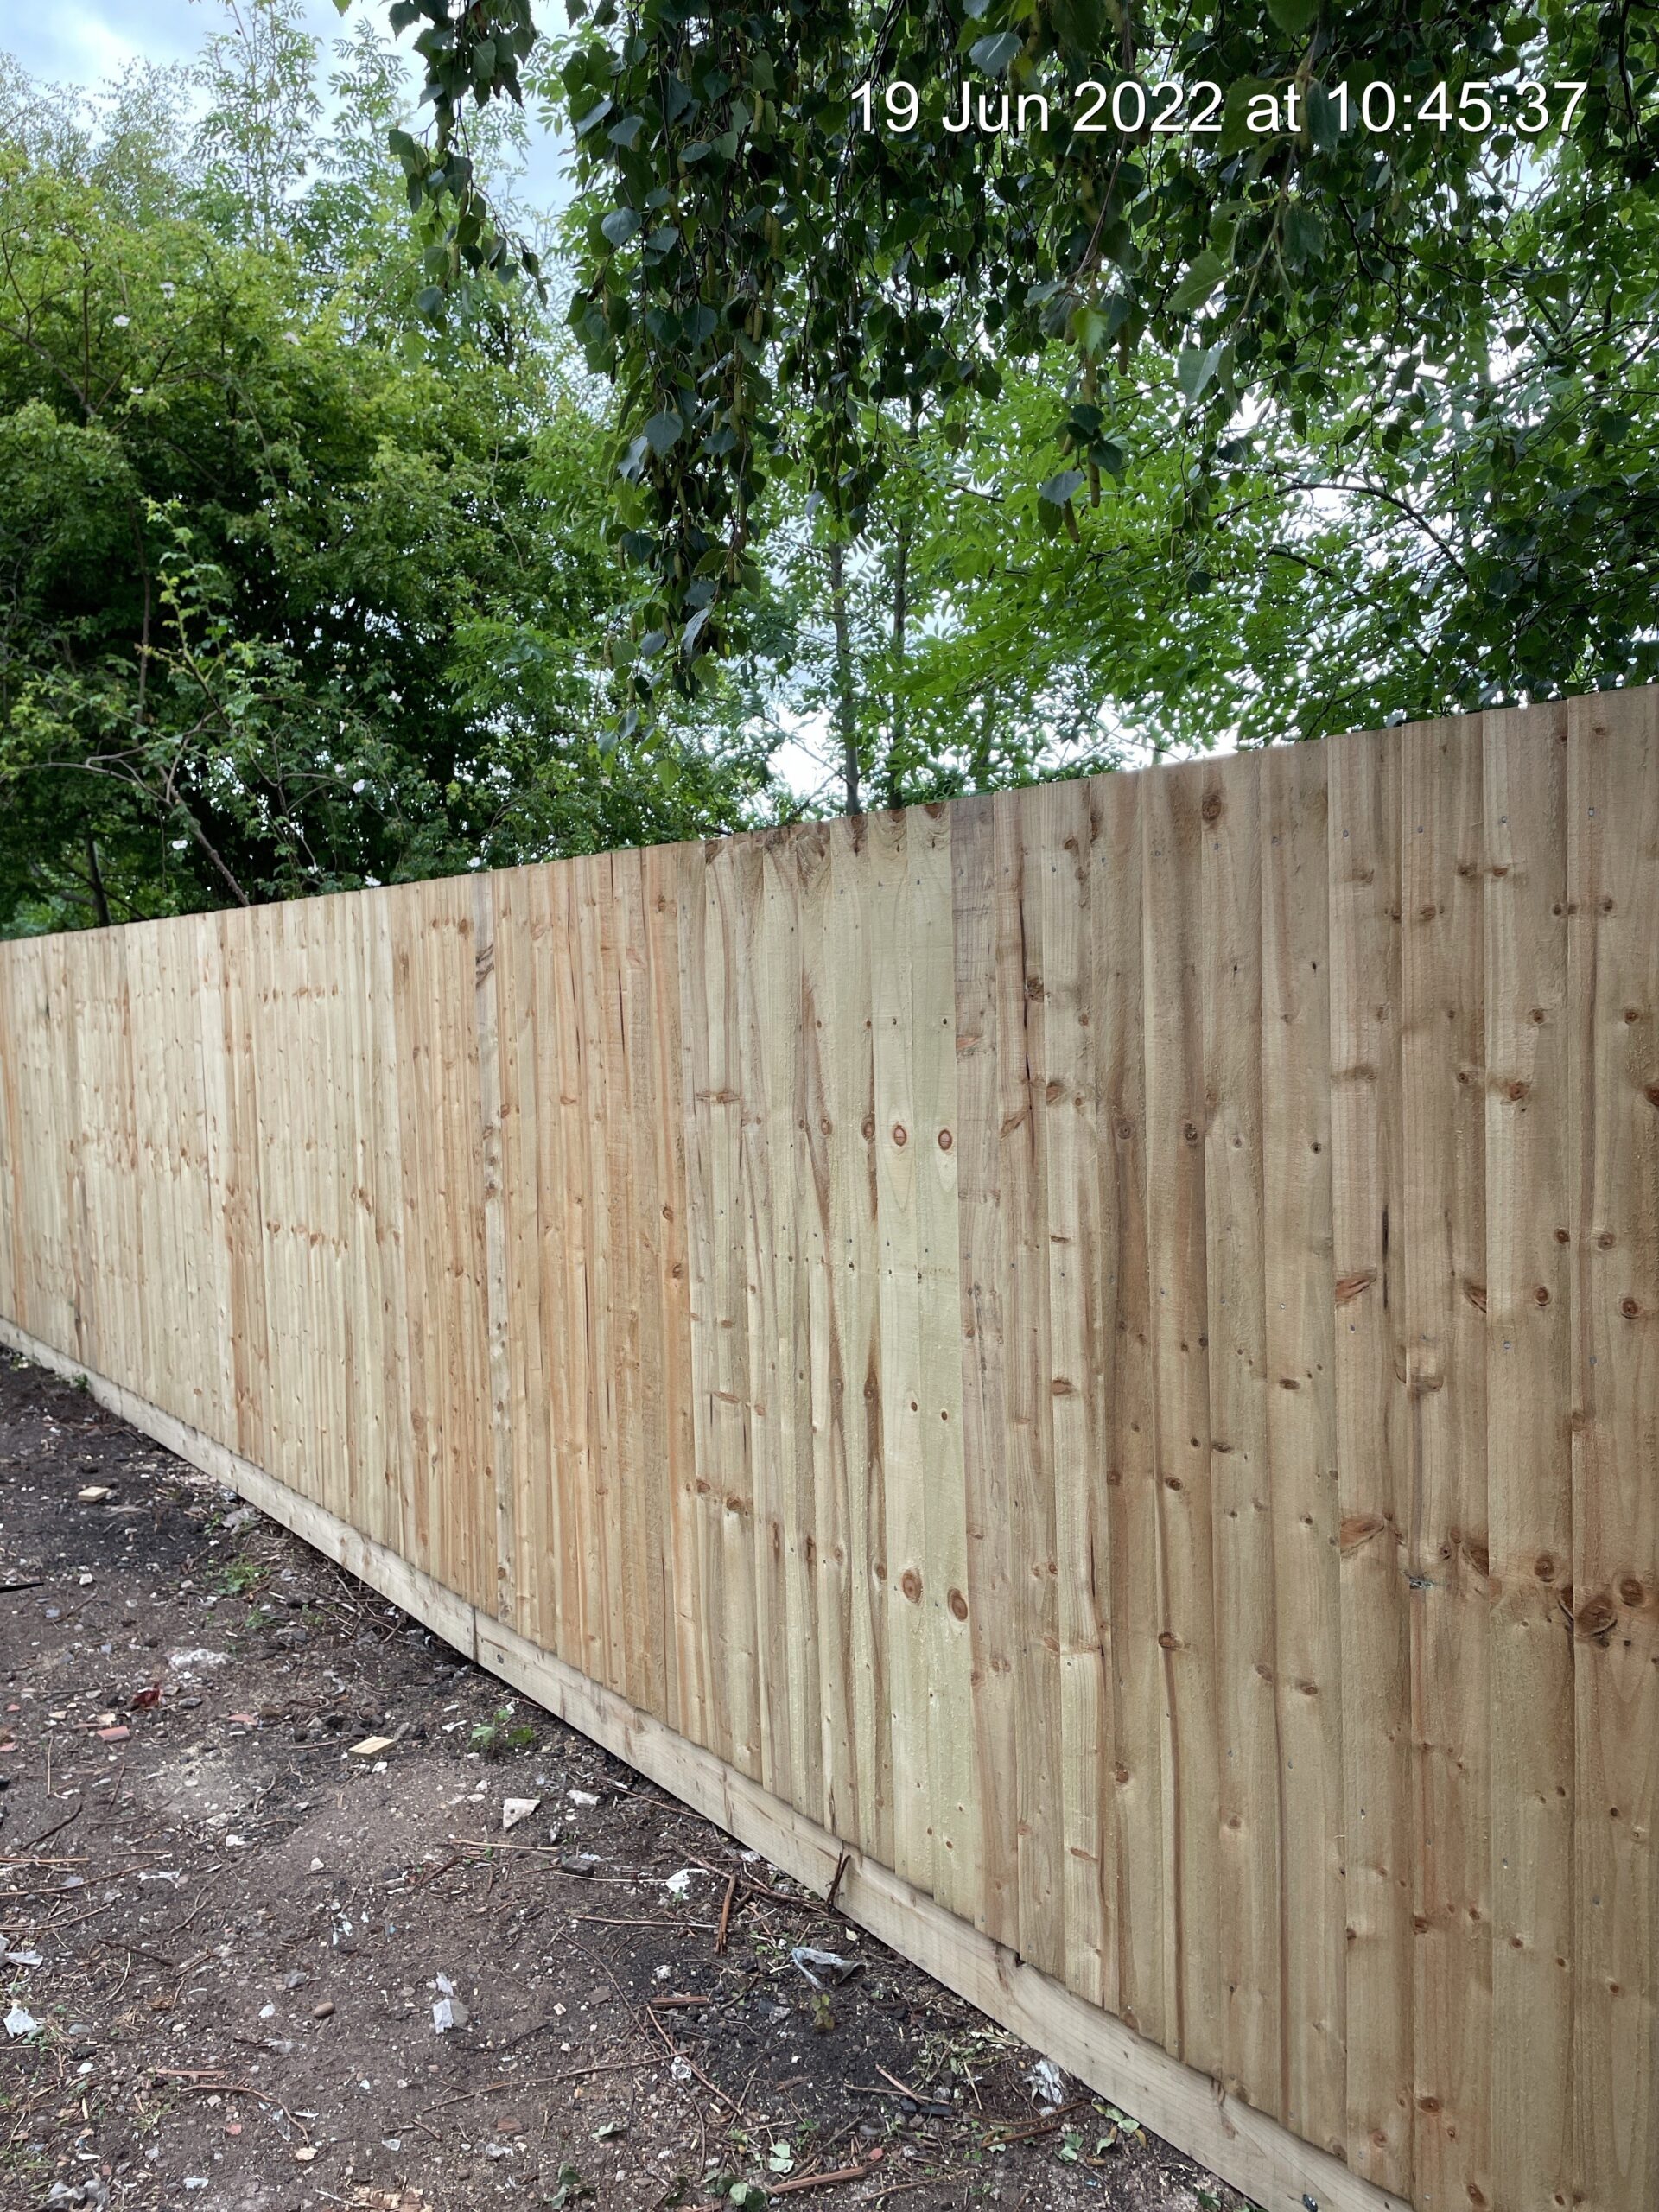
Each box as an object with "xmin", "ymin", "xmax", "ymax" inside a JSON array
[
  {"xmin": 0, "ymin": 7, "xmax": 770, "ymax": 936},
  {"xmin": 390, "ymin": 0, "xmax": 1657, "ymax": 729}
]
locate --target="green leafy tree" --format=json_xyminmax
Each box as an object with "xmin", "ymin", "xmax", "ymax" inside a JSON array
[
  {"xmin": 374, "ymin": 0, "xmax": 1659, "ymax": 739},
  {"xmin": 0, "ymin": 8, "xmax": 772, "ymax": 937}
]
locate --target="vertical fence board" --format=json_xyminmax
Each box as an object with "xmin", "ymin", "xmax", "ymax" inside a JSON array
[
  {"xmin": 909, "ymin": 805, "xmax": 972, "ymax": 1920},
  {"xmin": 1568, "ymin": 691, "xmax": 1659, "ymax": 2212},
  {"xmin": 1090, "ymin": 769, "xmax": 1163, "ymax": 2052},
  {"xmin": 1141, "ymin": 761, "xmax": 1223, "ymax": 2075},
  {"xmin": 1328, "ymin": 726, "xmax": 1414, "ymax": 2196},
  {"xmin": 1200, "ymin": 752, "xmax": 1281, "ymax": 2116},
  {"xmin": 953, "ymin": 792, "xmax": 1019, "ymax": 1947},
  {"xmin": 1260, "ymin": 742, "xmax": 1346, "ymax": 2157},
  {"xmin": 1483, "ymin": 704, "xmax": 1575, "ymax": 2212},
  {"xmin": 1400, "ymin": 718, "xmax": 1491, "ymax": 2210},
  {"xmin": 1039, "ymin": 779, "xmax": 1113, "ymax": 2008}
]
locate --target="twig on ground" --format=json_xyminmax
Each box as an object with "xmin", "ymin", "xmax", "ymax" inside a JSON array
[{"xmin": 715, "ymin": 1869, "xmax": 738, "ymax": 1954}]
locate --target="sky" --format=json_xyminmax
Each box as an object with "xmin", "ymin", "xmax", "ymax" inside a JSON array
[
  {"xmin": 3, "ymin": 0, "xmax": 572, "ymax": 205},
  {"xmin": 4, "ymin": 0, "xmax": 349, "ymax": 87}
]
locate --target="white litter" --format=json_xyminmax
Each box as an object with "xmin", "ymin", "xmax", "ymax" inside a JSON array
[
  {"xmin": 430, "ymin": 1974, "xmax": 470, "ymax": 2033},
  {"xmin": 569, "ymin": 1789, "xmax": 599, "ymax": 1807},
  {"xmin": 4, "ymin": 1949, "xmax": 41, "ymax": 1967},
  {"xmin": 502, "ymin": 1796, "xmax": 540, "ymax": 1832},
  {"xmin": 789, "ymin": 1945, "xmax": 861, "ymax": 1989},
  {"xmin": 1027, "ymin": 2056, "xmax": 1065, "ymax": 2109},
  {"xmin": 168, "ymin": 1649, "xmax": 231, "ymax": 1670},
  {"xmin": 5, "ymin": 2003, "xmax": 39, "ymax": 2037}
]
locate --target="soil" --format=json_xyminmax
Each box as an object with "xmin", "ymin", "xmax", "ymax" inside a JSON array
[{"xmin": 0, "ymin": 1347, "xmax": 1255, "ymax": 2212}]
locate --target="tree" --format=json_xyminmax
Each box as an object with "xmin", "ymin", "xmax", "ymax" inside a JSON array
[
  {"xmin": 373, "ymin": 0, "xmax": 1658, "ymax": 729},
  {"xmin": 0, "ymin": 6, "xmax": 772, "ymax": 937}
]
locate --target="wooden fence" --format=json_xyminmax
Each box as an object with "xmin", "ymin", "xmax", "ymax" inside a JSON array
[{"xmin": 2, "ymin": 689, "xmax": 1656, "ymax": 2212}]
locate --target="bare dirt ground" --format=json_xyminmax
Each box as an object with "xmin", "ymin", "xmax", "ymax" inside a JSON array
[{"xmin": 0, "ymin": 1349, "xmax": 1255, "ymax": 2212}]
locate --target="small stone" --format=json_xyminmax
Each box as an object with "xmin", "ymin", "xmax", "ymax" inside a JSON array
[{"xmin": 313, "ymin": 1999, "xmax": 334, "ymax": 2019}]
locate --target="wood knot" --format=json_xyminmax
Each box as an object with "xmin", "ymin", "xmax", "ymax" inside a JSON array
[
  {"xmin": 1575, "ymin": 1592, "xmax": 1619, "ymax": 1643},
  {"xmin": 891, "ymin": 1123, "xmax": 908, "ymax": 1147},
  {"xmin": 938, "ymin": 1128, "xmax": 953, "ymax": 1150},
  {"xmin": 948, "ymin": 1587, "xmax": 969, "ymax": 1622},
  {"xmin": 1200, "ymin": 791, "xmax": 1223, "ymax": 823},
  {"xmin": 900, "ymin": 1567, "xmax": 923, "ymax": 1605},
  {"xmin": 1340, "ymin": 1513, "xmax": 1384, "ymax": 1555}
]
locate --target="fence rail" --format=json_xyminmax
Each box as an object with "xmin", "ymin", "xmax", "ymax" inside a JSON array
[{"xmin": 3, "ymin": 689, "xmax": 1656, "ymax": 2212}]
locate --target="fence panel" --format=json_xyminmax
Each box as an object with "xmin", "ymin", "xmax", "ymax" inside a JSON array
[{"xmin": 3, "ymin": 691, "xmax": 1656, "ymax": 2212}]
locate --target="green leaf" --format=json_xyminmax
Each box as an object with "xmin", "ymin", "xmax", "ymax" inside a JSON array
[
  {"xmin": 1178, "ymin": 343, "xmax": 1222, "ymax": 400},
  {"xmin": 643, "ymin": 410, "xmax": 682, "ymax": 455},
  {"xmin": 1169, "ymin": 249, "xmax": 1226, "ymax": 317},
  {"xmin": 1039, "ymin": 467, "xmax": 1085, "ymax": 509},
  {"xmin": 1304, "ymin": 81, "xmax": 1340, "ymax": 151},
  {"xmin": 1265, "ymin": 0, "xmax": 1319, "ymax": 34},
  {"xmin": 1283, "ymin": 203, "xmax": 1325, "ymax": 270},
  {"xmin": 968, "ymin": 33, "xmax": 1022, "ymax": 74},
  {"xmin": 601, "ymin": 207, "xmax": 641, "ymax": 246}
]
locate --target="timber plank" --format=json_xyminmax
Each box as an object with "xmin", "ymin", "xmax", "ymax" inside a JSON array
[
  {"xmin": 1399, "ymin": 716, "xmax": 1491, "ymax": 2212},
  {"xmin": 1483, "ymin": 704, "xmax": 1575, "ymax": 2212},
  {"xmin": 1327, "ymin": 724, "xmax": 1414, "ymax": 2196},
  {"xmin": 1260, "ymin": 741, "xmax": 1345, "ymax": 2157},
  {"xmin": 1567, "ymin": 690, "xmax": 1659, "ymax": 2212},
  {"xmin": 1140, "ymin": 759, "xmax": 1222, "ymax": 2077},
  {"xmin": 1089, "ymin": 768, "xmax": 1163, "ymax": 2052},
  {"xmin": 951, "ymin": 792, "xmax": 1018, "ymax": 1948},
  {"xmin": 1198, "ymin": 750, "xmax": 1281, "ymax": 2117},
  {"xmin": 1033, "ymin": 777, "xmax": 1112, "ymax": 2006}
]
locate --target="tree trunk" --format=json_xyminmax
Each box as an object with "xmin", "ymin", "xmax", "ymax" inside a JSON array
[
  {"xmin": 829, "ymin": 537, "xmax": 860, "ymax": 816},
  {"xmin": 85, "ymin": 829, "xmax": 111, "ymax": 930},
  {"xmin": 887, "ymin": 509, "xmax": 910, "ymax": 807}
]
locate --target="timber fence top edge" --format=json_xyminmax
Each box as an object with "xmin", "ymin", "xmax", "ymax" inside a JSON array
[{"xmin": 1, "ymin": 683, "xmax": 1650, "ymax": 953}]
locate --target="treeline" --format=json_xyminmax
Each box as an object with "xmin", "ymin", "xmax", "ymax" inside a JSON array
[{"xmin": 2, "ymin": 1, "xmax": 1655, "ymax": 936}]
